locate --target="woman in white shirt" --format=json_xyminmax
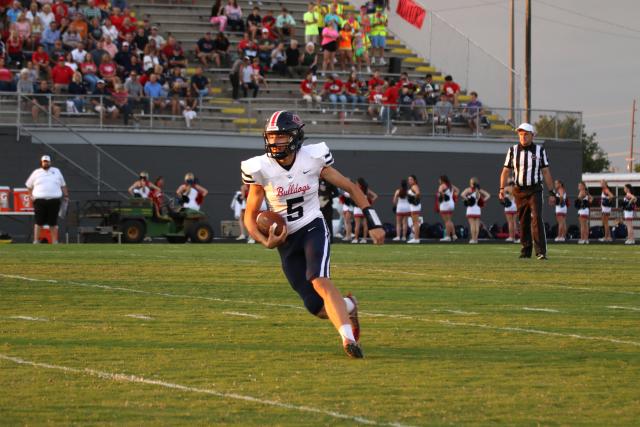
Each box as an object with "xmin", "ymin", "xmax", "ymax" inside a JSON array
[{"xmin": 176, "ymin": 172, "xmax": 208, "ymax": 211}]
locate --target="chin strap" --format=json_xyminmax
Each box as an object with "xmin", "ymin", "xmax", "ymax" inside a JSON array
[{"xmin": 363, "ymin": 207, "xmax": 383, "ymax": 229}]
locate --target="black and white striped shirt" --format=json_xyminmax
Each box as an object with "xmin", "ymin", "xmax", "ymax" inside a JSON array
[{"xmin": 503, "ymin": 143, "xmax": 549, "ymax": 187}]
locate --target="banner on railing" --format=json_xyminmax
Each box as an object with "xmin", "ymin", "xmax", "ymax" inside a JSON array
[{"xmin": 396, "ymin": 0, "xmax": 427, "ymax": 29}]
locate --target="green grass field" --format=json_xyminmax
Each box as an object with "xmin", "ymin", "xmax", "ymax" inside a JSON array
[{"xmin": 1, "ymin": 243, "xmax": 639, "ymax": 426}]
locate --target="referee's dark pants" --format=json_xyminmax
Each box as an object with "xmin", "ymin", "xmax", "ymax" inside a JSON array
[{"xmin": 513, "ymin": 184, "xmax": 547, "ymax": 257}]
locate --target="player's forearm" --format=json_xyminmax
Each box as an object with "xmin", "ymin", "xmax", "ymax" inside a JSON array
[{"xmin": 243, "ymin": 209, "xmax": 267, "ymax": 244}]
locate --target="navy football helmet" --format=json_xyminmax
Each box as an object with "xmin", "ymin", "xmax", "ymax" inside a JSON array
[{"xmin": 263, "ymin": 110, "xmax": 305, "ymax": 159}]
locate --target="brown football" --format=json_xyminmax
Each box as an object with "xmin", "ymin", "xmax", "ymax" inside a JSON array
[{"xmin": 256, "ymin": 211, "xmax": 286, "ymax": 236}]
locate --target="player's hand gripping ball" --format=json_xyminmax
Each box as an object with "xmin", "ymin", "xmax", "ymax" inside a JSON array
[{"xmin": 256, "ymin": 211, "xmax": 286, "ymax": 236}]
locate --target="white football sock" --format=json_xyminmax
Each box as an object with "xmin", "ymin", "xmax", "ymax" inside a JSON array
[
  {"xmin": 343, "ymin": 297, "xmax": 355, "ymax": 314},
  {"xmin": 339, "ymin": 324, "xmax": 356, "ymax": 343}
]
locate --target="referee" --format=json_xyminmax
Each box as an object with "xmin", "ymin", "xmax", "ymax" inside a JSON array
[
  {"xmin": 499, "ymin": 123, "xmax": 555, "ymax": 260},
  {"xmin": 25, "ymin": 155, "xmax": 69, "ymax": 244}
]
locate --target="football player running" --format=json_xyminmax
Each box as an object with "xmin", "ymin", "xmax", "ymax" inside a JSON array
[{"xmin": 241, "ymin": 111, "xmax": 385, "ymax": 358}]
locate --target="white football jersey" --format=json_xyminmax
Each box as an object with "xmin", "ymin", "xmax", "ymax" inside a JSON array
[{"xmin": 240, "ymin": 142, "xmax": 335, "ymax": 234}]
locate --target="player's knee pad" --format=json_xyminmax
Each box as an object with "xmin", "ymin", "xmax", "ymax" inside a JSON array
[{"xmin": 302, "ymin": 292, "xmax": 324, "ymax": 316}]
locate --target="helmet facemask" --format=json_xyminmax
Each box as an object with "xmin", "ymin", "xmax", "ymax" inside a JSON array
[{"xmin": 264, "ymin": 128, "xmax": 303, "ymax": 160}]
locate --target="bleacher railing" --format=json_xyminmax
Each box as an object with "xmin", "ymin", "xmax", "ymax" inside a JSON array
[{"xmin": 0, "ymin": 92, "xmax": 580, "ymax": 141}]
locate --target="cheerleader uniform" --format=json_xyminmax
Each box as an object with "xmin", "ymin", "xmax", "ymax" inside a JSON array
[
  {"xmin": 623, "ymin": 196, "xmax": 636, "ymax": 220},
  {"xmin": 503, "ymin": 193, "xmax": 517, "ymax": 216},
  {"xmin": 555, "ymin": 192, "xmax": 567, "ymax": 217},
  {"xmin": 600, "ymin": 192, "xmax": 612, "ymax": 215},
  {"xmin": 465, "ymin": 190, "xmax": 482, "ymax": 218},
  {"xmin": 341, "ymin": 192, "xmax": 354, "ymax": 213},
  {"xmin": 396, "ymin": 193, "xmax": 411, "ymax": 217},
  {"xmin": 438, "ymin": 187, "xmax": 455, "ymax": 214},
  {"xmin": 576, "ymin": 196, "xmax": 590, "ymax": 218},
  {"xmin": 132, "ymin": 185, "xmax": 150, "ymax": 199},
  {"xmin": 408, "ymin": 189, "xmax": 421, "ymax": 213}
]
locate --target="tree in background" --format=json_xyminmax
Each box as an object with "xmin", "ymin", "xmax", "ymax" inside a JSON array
[
  {"xmin": 535, "ymin": 115, "xmax": 610, "ymax": 173},
  {"xmin": 634, "ymin": 164, "xmax": 640, "ymax": 173}
]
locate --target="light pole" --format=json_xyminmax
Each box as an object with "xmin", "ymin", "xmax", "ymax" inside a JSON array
[{"xmin": 524, "ymin": 0, "xmax": 531, "ymax": 123}]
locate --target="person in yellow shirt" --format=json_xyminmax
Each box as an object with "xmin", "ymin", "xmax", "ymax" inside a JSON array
[
  {"xmin": 303, "ymin": 2, "xmax": 320, "ymax": 45},
  {"xmin": 314, "ymin": 0, "xmax": 328, "ymax": 31},
  {"xmin": 369, "ymin": 7, "xmax": 387, "ymax": 65}
]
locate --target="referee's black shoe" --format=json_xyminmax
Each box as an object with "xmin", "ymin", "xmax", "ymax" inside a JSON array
[
  {"xmin": 519, "ymin": 253, "xmax": 531, "ymax": 259},
  {"xmin": 536, "ymin": 254, "xmax": 548, "ymax": 260}
]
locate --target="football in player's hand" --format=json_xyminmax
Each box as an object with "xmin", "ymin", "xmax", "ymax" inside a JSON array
[{"xmin": 257, "ymin": 211, "xmax": 286, "ymax": 236}]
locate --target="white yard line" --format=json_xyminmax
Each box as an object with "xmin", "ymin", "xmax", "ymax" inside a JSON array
[
  {"xmin": 9, "ymin": 316, "xmax": 48, "ymax": 322},
  {"xmin": 0, "ymin": 354, "xmax": 412, "ymax": 427},
  {"xmin": 124, "ymin": 314, "xmax": 154, "ymax": 320},
  {"xmin": 2, "ymin": 273, "xmax": 640, "ymax": 348},
  {"xmin": 433, "ymin": 309, "xmax": 478, "ymax": 315},
  {"xmin": 223, "ymin": 311, "xmax": 264, "ymax": 319},
  {"xmin": 522, "ymin": 307, "xmax": 559, "ymax": 313},
  {"xmin": 607, "ymin": 305, "xmax": 640, "ymax": 312}
]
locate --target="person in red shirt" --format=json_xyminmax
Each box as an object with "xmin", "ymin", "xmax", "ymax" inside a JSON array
[
  {"xmin": 367, "ymin": 70, "xmax": 384, "ymax": 92},
  {"xmin": 381, "ymin": 80, "xmax": 399, "ymax": 134},
  {"xmin": 442, "ymin": 74, "xmax": 461, "ymax": 106},
  {"xmin": 99, "ymin": 54, "xmax": 117, "ymax": 85},
  {"xmin": 321, "ymin": 73, "xmax": 346, "ymax": 113},
  {"xmin": 0, "ymin": 57, "xmax": 14, "ymax": 91},
  {"xmin": 110, "ymin": 8, "xmax": 125, "ymax": 31},
  {"xmin": 6, "ymin": 29, "xmax": 24, "ymax": 67},
  {"xmin": 367, "ymin": 82, "xmax": 384, "ymax": 120},
  {"xmin": 344, "ymin": 71, "xmax": 365, "ymax": 111},
  {"xmin": 51, "ymin": 56, "xmax": 74, "ymax": 92},
  {"xmin": 300, "ymin": 71, "xmax": 321, "ymax": 106},
  {"xmin": 52, "ymin": 0, "xmax": 68, "ymax": 24},
  {"xmin": 32, "ymin": 45, "xmax": 51, "ymax": 80}
]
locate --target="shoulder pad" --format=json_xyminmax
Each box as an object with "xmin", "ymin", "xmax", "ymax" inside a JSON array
[
  {"xmin": 303, "ymin": 142, "xmax": 334, "ymax": 166},
  {"xmin": 241, "ymin": 155, "xmax": 265, "ymax": 184}
]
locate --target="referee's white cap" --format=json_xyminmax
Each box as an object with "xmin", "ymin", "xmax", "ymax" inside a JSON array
[
  {"xmin": 516, "ymin": 123, "xmax": 535, "ymax": 134},
  {"xmin": 40, "ymin": 155, "xmax": 51, "ymax": 162}
]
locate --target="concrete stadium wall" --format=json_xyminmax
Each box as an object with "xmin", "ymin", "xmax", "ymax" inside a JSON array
[{"xmin": 0, "ymin": 127, "xmax": 582, "ymax": 241}]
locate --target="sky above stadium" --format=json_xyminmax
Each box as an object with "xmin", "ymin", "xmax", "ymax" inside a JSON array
[{"xmin": 422, "ymin": 0, "xmax": 639, "ymax": 171}]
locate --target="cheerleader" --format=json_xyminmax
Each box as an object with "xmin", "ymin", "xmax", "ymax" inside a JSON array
[
  {"xmin": 407, "ymin": 174, "xmax": 422, "ymax": 244},
  {"xmin": 598, "ymin": 180, "xmax": 614, "ymax": 242},
  {"xmin": 340, "ymin": 190, "xmax": 355, "ymax": 242},
  {"xmin": 437, "ymin": 175, "xmax": 459, "ymax": 242},
  {"xmin": 502, "ymin": 180, "xmax": 518, "ymax": 242},
  {"xmin": 622, "ymin": 183, "xmax": 637, "ymax": 245},
  {"xmin": 352, "ymin": 177, "xmax": 378, "ymax": 244},
  {"xmin": 575, "ymin": 181, "xmax": 592, "ymax": 244},
  {"xmin": 553, "ymin": 180, "xmax": 568, "ymax": 242},
  {"xmin": 237, "ymin": 183, "xmax": 249, "ymax": 240},
  {"xmin": 461, "ymin": 177, "xmax": 491, "ymax": 244},
  {"xmin": 392, "ymin": 179, "xmax": 410, "ymax": 241}
]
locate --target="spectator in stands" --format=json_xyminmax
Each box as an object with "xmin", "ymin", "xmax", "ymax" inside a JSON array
[
  {"xmin": 134, "ymin": 26, "xmax": 148, "ymax": 54},
  {"xmin": 101, "ymin": 19, "xmax": 119, "ymax": 42},
  {"xmin": 303, "ymin": 2, "xmax": 319, "ymax": 45},
  {"xmin": 0, "ymin": 58, "xmax": 14, "ymax": 92},
  {"xmin": 111, "ymin": 83, "xmax": 132, "ymax": 125},
  {"xmin": 191, "ymin": 66, "xmax": 211, "ymax": 99},
  {"xmin": 257, "ymin": 28, "xmax": 274, "ymax": 70},
  {"xmin": 167, "ymin": 41, "xmax": 188, "ymax": 69},
  {"xmin": 241, "ymin": 57, "xmax": 260, "ymax": 98},
  {"xmin": 67, "ymin": 71, "xmax": 87, "ymax": 113},
  {"xmin": 237, "ymin": 31, "xmax": 258, "ymax": 59},
  {"xmin": 29, "ymin": 17, "xmax": 45, "ymax": 51},
  {"xmin": 464, "ymin": 91, "xmax": 483, "ymax": 135},
  {"xmin": 261, "ymin": 9, "xmax": 276, "ymax": 35},
  {"xmin": 300, "ymin": 71, "xmax": 321, "ymax": 106},
  {"xmin": 246, "ymin": 7, "xmax": 262, "ymax": 39},
  {"xmin": 412, "ymin": 90, "xmax": 427, "ymax": 122},
  {"xmin": 62, "ymin": 27, "xmax": 82, "ymax": 51},
  {"xmin": 358, "ymin": 5, "xmax": 371, "ymax": 32},
  {"xmin": 80, "ymin": 53, "xmax": 99, "ymax": 91},
  {"xmin": 71, "ymin": 41, "xmax": 88, "ymax": 63},
  {"xmin": 52, "ymin": 0, "xmax": 69, "ymax": 23},
  {"xmin": 32, "ymin": 80, "xmax": 61, "ymax": 121},
  {"xmin": 69, "ymin": 13, "xmax": 88, "ymax": 40},
  {"xmin": 182, "ymin": 89, "xmax": 198, "ymax": 128},
  {"xmin": 224, "ymin": 0, "xmax": 244, "ymax": 32},
  {"xmin": 196, "ymin": 31, "xmax": 217, "ymax": 67},
  {"xmin": 99, "ymin": 53, "xmax": 117, "ymax": 85},
  {"xmin": 352, "ymin": 28, "xmax": 372, "ymax": 73},
  {"xmin": 143, "ymin": 73, "xmax": 168, "ymax": 112},
  {"xmin": 345, "ymin": 71, "xmax": 365, "ymax": 111},
  {"xmin": 91, "ymin": 79, "xmax": 115, "ymax": 118},
  {"xmin": 274, "ymin": 7, "xmax": 295, "ymax": 40},
  {"xmin": 64, "ymin": 52, "xmax": 78, "ymax": 72},
  {"xmin": 6, "ymin": 1, "xmax": 21, "ymax": 24},
  {"xmin": 17, "ymin": 68, "xmax": 34, "ymax": 95},
  {"xmin": 51, "ymin": 40, "xmax": 66, "ymax": 61},
  {"xmin": 114, "ymin": 42, "xmax": 133, "ymax": 75},
  {"xmin": 323, "ymin": 4, "xmax": 341, "ymax": 29},
  {"xmin": 301, "ymin": 41, "xmax": 318, "ymax": 76},
  {"xmin": 322, "ymin": 73, "xmax": 346, "ymax": 114},
  {"xmin": 270, "ymin": 41, "xmax": 287, "ymax": 76},
  {"xmin": 6, "ymin": 29, "xmax": 24, "ymax": 68},
  {"xmin": 88, "ymin": 17, "xmax": 104, "ymax": 43},
  {"xmin": 421, "ymin": 74, "xmax": 439, "ymax": 106},
  {"xmin": 142, "ymin": 42, "xmax": 160, "ymax": 72},
  {"xmin": 229, "ymin": 56, "xmax": 248, "ymax": 100},
  {"xmin": 149, "ymin": 26, "xmax": 165, "ymax": 49},
  {"xmin": 82, "ymin": 0, "xmax": 102, "ymax": 22},
  {"xmin": 398, "ymin": 84, "xmax": 415, "ymax": 122},
  {"xmin": 368, "ymin": 70, "xmax": 384, "ymax": 91},
  {"xmin": 32, "ymin": 44, "xmax": 51, "ymax": 80},
  {"xmin": 51, "ymin": 56, "xmax": 73, "ymax": 93},
  {"xmin": 213, "ymin": 31, "xmax": 230, "ymax": 66},
  {"xmin": 381, "ymin": 79, "xmax": 399, "ymax": 134},
  {"xmin": 442, "ymin": 74, "xmax": 460, "ymax": 106},
  {"xmin": 39, "ymin": 20, "xmax": 60, "ymax": 53},
  {"xmin": 285, "ymin": 39, "xmax": 303, "ymax": 77},
  {"xmin": 320, "ymin": 21, "xmax": 339, "ymax": 74},
  {"xmin": 434, "ymin": 93, "xmax": 453, "ymax": 133},
  {"xmin": 102, "ymin": 36, "xmax": 118, "ymax": 59},
  {"xmin": 124, "ymin": 70, "xmax": 144, "ymax": 112},
  {"xmin": 26, "ymin": 3, "xmax": 39, "ymax": 23},
  {"xmin": 168, "ymin": 66, "xmax": 188, "ymax": 116},
  {"xmin": 15, "ymin": 13, "xmax": 32, "ymax": 42},
  {"xmin": 337, "ymin": 22, "xmax": 353, "ymax": 71},
  {"xmin": 367, "ymin": 82, "xmax": 384, "ymax": 120},
  {"xmin": 370, "ymin": 7, "xmax": 387, "ymax": 66},
  {"xmin": 38, "ymin": 4, "xmax": 56, "ymax": 30}
]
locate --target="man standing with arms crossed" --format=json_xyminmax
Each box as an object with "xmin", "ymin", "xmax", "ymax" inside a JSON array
[
  {"xmin": 499, "ymin": 123, "xmax": 555, "ymax": 260},
  {"xmin": 26, "ymin": 155, "xmax": 69, "ymax": 244}
]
